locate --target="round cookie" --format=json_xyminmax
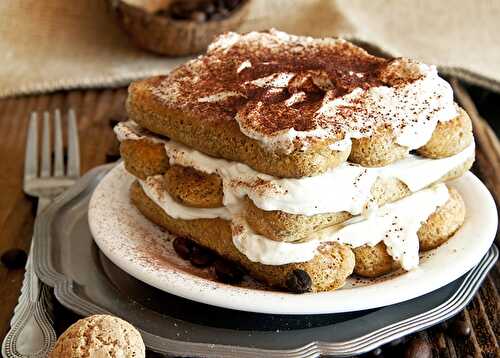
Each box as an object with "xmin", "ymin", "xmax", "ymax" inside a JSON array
[
  {"xmin": 164, "ymin": 165, "xmax": 223, "ymax": 208},
  {"xmin": 50, "ymin": 314, "xmax": 145, "ymax": 358},
  {"xmin": 417, "ymin": 108, "xmax": 473, "ymax": 158}
]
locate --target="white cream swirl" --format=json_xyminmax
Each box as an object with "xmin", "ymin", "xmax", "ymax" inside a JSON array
[{"xmin": 230, "ymin": 184, "xmax": 450, "ymax": 268}]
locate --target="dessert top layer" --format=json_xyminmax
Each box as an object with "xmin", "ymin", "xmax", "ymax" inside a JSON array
[{"xmin": 141, "ymin": 29, "xmax": 457, "ymax": 153}]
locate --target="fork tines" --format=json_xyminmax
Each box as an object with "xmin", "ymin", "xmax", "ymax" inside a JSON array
[{"xmin": 24, "ymin": 109, "xmax": 80, "ymax": 185}]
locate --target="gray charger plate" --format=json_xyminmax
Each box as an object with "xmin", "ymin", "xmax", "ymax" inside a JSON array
[{"xmin": 34, "ymin": 164, "xmax": 498, "ymax": 357}]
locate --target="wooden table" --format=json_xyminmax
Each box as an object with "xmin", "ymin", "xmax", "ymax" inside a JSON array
[{"xmin": 0, "ymin": 85, "xmax": 498, "ymax": 357}]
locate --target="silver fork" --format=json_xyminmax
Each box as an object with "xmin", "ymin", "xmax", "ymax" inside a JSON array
[{"xmin": 2, "ymin": 109, "xmax": 80, "ymax": 358}]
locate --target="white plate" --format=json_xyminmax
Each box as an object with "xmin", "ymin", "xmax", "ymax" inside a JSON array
[{"xmin": 88, "ymin": 163, "xmax": 497, "ymax": 315}]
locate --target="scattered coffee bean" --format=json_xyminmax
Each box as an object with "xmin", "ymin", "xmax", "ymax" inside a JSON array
[
  {"xmin": 190, "ymin": 246, "xmax": 215, "ymax": 267},
  {"xmin": 285, "ymin": 269, "xmax": 312, "ymax": 293},
  {"xmin": 1, "ymin": 248, "xmax": 28, "ymax": 269},
  {"xmin": 448, "ymin": 319, "xmax": 471, "ymax": 337},
  {"xmin": 214, "ymin": 258, "xmax": 244, "ymax": 284},
  {"xmin": 403, "ymin": 338, "xmax": 431, "ymax": 358},
  {"xmin": 173, "ymin": 237, "xmax": 193, "ymax": 260},
  {"xmin": 163, "ymin": 0, "xmax": 242, "ymax": 22}
]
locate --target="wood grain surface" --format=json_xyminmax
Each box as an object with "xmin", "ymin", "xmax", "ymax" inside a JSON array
[{"xmin": 0, "ymin": 85, "xmax": 498, "ymax": 357}]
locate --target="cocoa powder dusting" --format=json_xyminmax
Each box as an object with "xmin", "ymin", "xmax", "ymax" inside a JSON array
[{"xmin": 146, "ymin": 30, "xmax": 408, "ymax": 136}]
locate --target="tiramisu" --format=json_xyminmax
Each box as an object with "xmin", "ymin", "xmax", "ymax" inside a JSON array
[{"xmin": 115, "ymin": 30, "xmax": 474, "ymax": 292}]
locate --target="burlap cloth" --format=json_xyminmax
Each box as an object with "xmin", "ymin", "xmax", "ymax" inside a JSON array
[{"xmin": 1, "ymin": 0, "xmax": 499, "ymax": 98}]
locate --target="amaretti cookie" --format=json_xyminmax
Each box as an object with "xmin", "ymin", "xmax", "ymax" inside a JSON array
[
  {"xmin": 127, "ymin": 29, "xmax": 472, "ymax": 178},
  {"xmin": 50, "ymin": 315, "xmax": 145, "ymax": 358}
]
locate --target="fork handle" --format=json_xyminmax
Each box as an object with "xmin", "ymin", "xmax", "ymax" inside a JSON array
[{"xmin": 2, "ymin": 198, "xmax": 57, "ymax": 358}]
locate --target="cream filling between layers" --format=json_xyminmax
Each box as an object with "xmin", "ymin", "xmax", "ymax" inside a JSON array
[
  {"xmin": 116, "ymin": 122, "xmax": 465, "ymax": 268},
  {"xmin": 232, "ymin": 184, "xmax": 450, "ymax": 268},
  {"xmin": 138, "ymin": 174, "xmax": 449, "ymax": 268},
  {"xmin": 163, "ymin": 137, "xmax": 473, "ymax": 216},
  {"xmin": 115, "ymin": 121, "xmax": 474, "ymax": 217}
]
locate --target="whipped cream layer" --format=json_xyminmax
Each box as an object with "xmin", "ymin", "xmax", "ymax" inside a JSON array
[
  {"xmin": 231, "ymin": 184, "xmax": 450, "ymax": 268},
  {"xmin": 114, "ymin": 120, "xmax": 167, "ymax": 144},
  {"xmin": 138, "ymin": 171, "xmax": 450, "ymax": 268},
  {"xmin": 317, "ymin": 61, "xmax": 458, "ymax": 150},
  {"xmin": 116, "ymin": 121, "xmax": 465, "ymax": 268},
  {"xmin": 115, "ymin": 121, "xmax": 474, "ymax": 217},
  {"xmin": 210, "ymin": 30, "xmax": 457, "ymax": 153},
  {"xmin": 139, "ymin": 176, "xmax": 231, "ymax": 220},
  {"xmin": 237, "ymin": 59, "xmax": 458, "ymax": 153}
]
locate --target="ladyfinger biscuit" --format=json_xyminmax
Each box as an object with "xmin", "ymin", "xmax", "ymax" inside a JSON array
[
  {"xmin": 120, "ymin": 139, "xmax": 169, "ymax": 180},
  {"xmin": 417, "ymin": 108, "xmax": 473, "ymax": 158},
  {"xmin": 353, "ymin": 188, "xmax": 465, "ymax": 277},
  {"xmin": 127, "ymin": 90, "xmax": 351, "ymax": 179}
]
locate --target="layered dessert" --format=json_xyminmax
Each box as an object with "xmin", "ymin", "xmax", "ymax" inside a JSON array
[{"xmin": 115, "ymin": 29, "xmax": 474, "ymax": 293}]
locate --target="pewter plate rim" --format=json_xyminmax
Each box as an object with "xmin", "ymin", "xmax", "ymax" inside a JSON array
[{"xmin": 34, "ymin": 164, "xmax": 499, "ymax": 357}]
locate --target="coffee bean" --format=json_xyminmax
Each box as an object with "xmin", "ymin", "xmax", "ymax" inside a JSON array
[
  {"xmin": 404, "ymin": 338, "xmax": 431, "ymax": 358},
  {"xmin": 190, "ymin": 11, "xmax": 207, "ymax": 22},
  {"xmin": 214, "ymin": 258, "xmax": 244, "ymax": 284},
  {"xmin": 448, "ymin": 319, "xmax": 471, "ymax": 337},
  {"xmin": 1, "ymin": 248, "xmax": 28, "ymax": 269},
  {"xmin": 285, "ymin": 269, "xmax": 312, "ymax": 293},
  {"xmin": 190, "ymin": 246, "xmax": 215, "ymax": 267},
  {"xmin": 173, "ymin": 237, "xmax": 193, "ymax": 260}
]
